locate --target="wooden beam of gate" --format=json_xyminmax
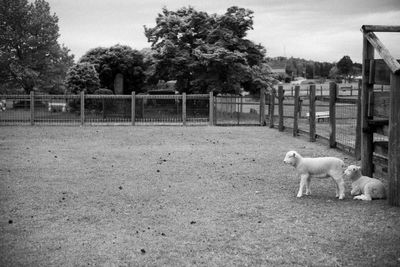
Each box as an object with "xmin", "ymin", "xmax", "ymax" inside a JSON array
[
  {"xmin": 362, "ymin": 30, "xmax": 400, "ymax": 74},
  {"xmin": 361, "ymin": 25, "xmax": 400, "ymax": 33},
  {"xmin": 361, "ymin": 25, "xmax": 400, "ymax": 32}
]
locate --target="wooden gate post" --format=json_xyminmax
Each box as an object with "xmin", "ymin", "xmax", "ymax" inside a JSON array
[
  {"xmin": 30, "ymin": 91, "xmax": 35, "ymax": 126},
  {"xmin": 269, "ymin": 88, "xmax": 276, "ymax": 128},
  {"xmin": 80, "ymin": 91, "xmax": 85, "ymax": 125},
  {"xmin": 329, "ymin": 82, "xmax": 337, "ymax": 148},
  {"xmin": 260, "ymin": 87, "xmax": 266, "ymax": 126},
  {"xmin": 361, "ymin": 35, "xmax": 375, "ymax": 177},
  {"xmin": 388, "ymin": 73, "xmax": 400, "ymax": 206},
  {"xmin": 293, "ymin": 86, "xmax": 300, "ymax": 136},
  {"xmin": 309, "ymin": 84, "xmax": 316, "ymax": 142},
  {"xmin": 355, "ymin": 80, "xmax": 362, "ymax": 160},
  {"xmin": 209, "ymin": 92, "xmax": 214, "ymax": 126},
  {"xmin": 131, "ymin": 92, "xmax": 136, "ymax": 126},
  {"xmin": 182, "ymin": 93, "xmax": 187, "ymax": 126},
  {"xmin": 278, "ymin": 86, "xmax": 284, "ymax": 131}
]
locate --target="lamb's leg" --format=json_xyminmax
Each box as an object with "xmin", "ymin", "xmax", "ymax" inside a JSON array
[
  {"xmin": 305, "ymin": 175, "xmax": 311, "ymax": 195},
  {"xmin": 333, "ymin": 179, "xmax": 339, "ymax": 198},
  {"xmin": 332, "ymin": 175, "xmax": 345, "ymax": 200},
  {"xmin": 297, "ymin": 174, "xmax": 309, "ymax": 198},
  {"xmin": 354, "ymin": 194, "xmax": 372, "ymax": 201}
]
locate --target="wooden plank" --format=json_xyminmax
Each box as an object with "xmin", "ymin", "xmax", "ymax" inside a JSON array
[
  {"xmin": 361, "ymin": 25, "xmax": 400, "ymax": 32},
  {"xmin": 30, "ymin": 91, "xmax": 35, "ymax": 126},
  {"xmin": 209, "ymin": 92, "xmax": 214, "ymax": 126},
  {"xmin": 374, "ymin": 141, "xmax": 388, "ymax": 158},
  {"xmin": 182, "ymin": 93, "xmax": 186, "ymax": 126},
  {"xmin": 335, "ymin": 97, "xmax": 358, "ymax": 104},
  {"xmin": 369, "ymin": 59, "xmax": 375, "ymax": 84},
  {"xmin": 372, "ymin": 59, "xmax": 400, "ymax": 85},
  {"xmin": 309, "ymin": 84, "xmax": 316, "ymax": 142},
  {"xmin": 269, "ymin": 89, "xmax": 275, "ymax": 128},
  {"xmin": 80, "ymin": 91, "xmax": 85, "ymax": 125},
  {"xmin": 260, "ymin": 88, "xmax": 266, "ymax": 126},
  {"xmin": 361, "ymin": 36, "xmax": 375, "ymax": 177},
  {"xmin": 363, "ymin": 31, "xmax": 400, "ymax": 74},
  {"xmin": 368, "ymin": 119, "xmax": 389, "ymax": 136},
  {"xmin": 278, "ymin": 86, "xmax": 284, "ymax": 131},
  {"xmin": 388, "ymin": 73, "xmax": 400, "ymax": 206},
  {"xmin": 329, "ymin": 82, "xmax": 337, "ymax": 148},
  {"xmin": 293, "ymin": 86, "xmax": 300, "ymax": 136},
  {"xmin": 355, "ymin": 81, "xmax": 362, "ymax": 160},
  {"xmin": 131, "ymin": 92, "xmax": 135, "ymax": 126},
  {"xmin": 372, "ymin": 91, "xmax": 390, "ymax": 117}
]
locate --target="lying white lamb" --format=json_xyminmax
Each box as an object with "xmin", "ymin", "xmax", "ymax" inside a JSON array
[
  {"xmin": 283, "ymin": 150, "xmax": 345, "ymax": 199},
  {"xmin": 344, "ymin": 165, "xmax": 386, "ymax": 201}
]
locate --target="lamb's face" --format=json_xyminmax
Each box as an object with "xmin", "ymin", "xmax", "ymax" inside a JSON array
[
  {"xmin": 344, "ymin": 165, "xmax": 361, "ymax": 179},
  {"xmin": 284, "ymin": 151, "xmax": 298, "ymax": 166}
]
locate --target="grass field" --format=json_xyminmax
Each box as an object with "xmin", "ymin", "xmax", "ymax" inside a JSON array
[{"xmin": 1, "ymin": 126, "xmax": 399, "ymax": 266}]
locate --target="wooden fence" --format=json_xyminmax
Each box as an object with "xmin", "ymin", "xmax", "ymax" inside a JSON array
[{"xmin": 265, "ymin": 83, "xmax": 360, "ymax": 154}]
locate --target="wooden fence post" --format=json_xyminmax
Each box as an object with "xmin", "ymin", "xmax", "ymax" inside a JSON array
[
  {"xmin": 182, "ymin": 93, "xmax": 186, "ymax": 126},
  {"xmin": 388, "ymin": 73, "xmax": 400, "ymax": 206},
  {"xmin": 355, "ymin": 81, "xmax": 362, "ymax": 160},
  {"xmin": 80, "ymin": 91, "xmax": 85, "ymax": 125},
  {"xmin": 269, "ymin": 88, "xmax": 275, "ymax": 128},
  {"xmin": 209, "ymin": 92, "xmax": 214, "ymax": 126},
  {"xmin": 260, "ymin": 87, "xmax": 266, "ymax": 126},
  {"xmin": 329, "ymin": 82, "xmax": 337, "ymax": 148},
  {"xmin": 131, "ymin": 91, "xmax": 135, "ymax": 126},
  {"xmin": 361, "ymin": 36, "xmax": 375, "ymax": 177},
  {"xmin": 278, "ymin": 86, "xmax": 284, "ymax": 131},
  {"xmin": 309, "ymin": 84, "xmax": 316, "ymax": 142},
  {"xmin": 30, "ymin": 91, "xmax": 35, "ymax": 126},
  {"xmin": 293, "ymin": 85, "xmax": 300, "ymax": 136}
]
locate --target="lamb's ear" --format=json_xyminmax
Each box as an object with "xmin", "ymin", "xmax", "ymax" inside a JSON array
[{"xmin": 292, "ymin": 152, "xmax": 296, "ymax": 158}]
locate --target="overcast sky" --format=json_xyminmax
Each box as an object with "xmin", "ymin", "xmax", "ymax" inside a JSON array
[{"xmin": 46, "ymin": 0, "xmax": 400, "ymax": 63}]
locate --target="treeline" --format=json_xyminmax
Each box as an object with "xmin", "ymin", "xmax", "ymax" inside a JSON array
[
  {"xmin": 266, "ymin": 56, "xmax": 362, "ymax": 82},
  {"xmin": 1, "ymin": 1, "xmax": 273, "ymax": 95},
  {"xmin": 1, "ymin": 0, "xmax": 363, "ymax": 96}
]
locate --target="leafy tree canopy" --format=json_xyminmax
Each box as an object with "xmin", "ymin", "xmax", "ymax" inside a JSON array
[
  {"xmin": 144, "ymin": 6, "xmax": 273, "ymax": 94},
  {"xmin": 79, "ymin": 45, "xmax": 146, "ymax": 94},
  {"xmin": 336, "ymin": 55, "xmax": 353, "ymax": 77},
  {"xmin": 0, "ymin": 0, "xmax": 74, "ymax": 94},
  {"xmin": 65, "ymin": 63, "xmax": 100, "ymax": 94}
]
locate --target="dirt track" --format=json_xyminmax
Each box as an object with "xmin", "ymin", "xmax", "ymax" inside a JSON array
[{"xmin": 0, "ymin": 126, "xmax": 399, "ymax": 266}]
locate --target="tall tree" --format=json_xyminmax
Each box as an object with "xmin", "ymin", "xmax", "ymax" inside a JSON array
[
  {"xmin": 337, "ymin": 55, "xmax": 353, "ymax": 77},
  {"xmin": 79, "ymin": 45, "xmax": 146, "ymax": 94},
  {"xmin": 144, "ymin": 6, "xmax": 272, "ymax": 94},
  {"xmin": 0, "ymin": 0, "xmax": 74, "ymax": 93}
]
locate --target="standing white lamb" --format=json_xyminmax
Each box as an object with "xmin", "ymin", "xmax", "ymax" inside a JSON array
[
  {"xmin": 344, "ymin": 165, "xmax": 386, "ymax": 201},
  {"xmin": 283, "ymin": 150, "xmax": 345, "ymax": 199}
]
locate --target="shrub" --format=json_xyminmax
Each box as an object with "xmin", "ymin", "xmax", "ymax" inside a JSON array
[{"xmin": 65, "ymin": 63, "xmax": 100, "ymax": 94}]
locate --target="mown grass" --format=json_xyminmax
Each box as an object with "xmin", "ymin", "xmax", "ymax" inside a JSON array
[{"xmin": 0, "ymin": 126, "xmax": 399, "ymax": 266}]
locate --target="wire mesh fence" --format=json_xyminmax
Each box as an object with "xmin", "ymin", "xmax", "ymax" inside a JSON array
[
  {"xmin": 0, "ymin": 95, "xmax": 32, "ymax": 125},
  {"xmin": 0, "ymin": 93, "xmax": 211, "ymax": 126},
  {"xmin": 214, "ymin": 95, "xmax": 261, "ymax": 125}
]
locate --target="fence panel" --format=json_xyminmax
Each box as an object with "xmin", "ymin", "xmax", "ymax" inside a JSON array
[
  {"xmin": 186, "ymin": 94, "xmax": 210, "ymax": 125},
  {"xmin": 34, "ymin": 94, "xmax": 81, "ymax": 125},
  {"xmin": 0, "ymin": 95, "xmax": 31, "ymax": 125},
  {"xmin": 135, "ymin": 95, "xmax": 183, "ymax": 125},
  {"xmin": 84, "ymin": 95, "xmax": 132, "ymax": 125},
  {"xmin": 335, "ymin": 102, "xmax": 358, "ymax": 148},
  {"xmin": 214, "ymin": 95, "xmax": 260, "ymax": 125}
]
